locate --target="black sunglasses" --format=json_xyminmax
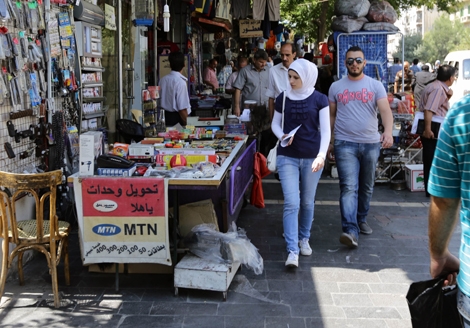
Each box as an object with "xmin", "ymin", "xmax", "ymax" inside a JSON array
[{"xmin": 346, "ymin": 57, "xmax": 364, "ymax": 65}]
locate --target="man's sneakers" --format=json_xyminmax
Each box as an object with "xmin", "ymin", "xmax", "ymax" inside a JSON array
[
  {"xmin": 299, "ymin": 238, "xmax": 312, "ymax": 256},
  {"xmin": 285, "ymin": 251, "xmax": 299, "ymax": 268},
  {"xmin": 339, "ymin": 232, "xmax": 358, "ymax": 249},
  {"xmin": 359, "ymin": 222, "xmax": 373, "ymax": 235}
]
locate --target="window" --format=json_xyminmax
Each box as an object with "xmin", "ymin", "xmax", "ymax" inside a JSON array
[{"xmin": 463, "ymin": 59, "xmax": 470, "ymax": 80}]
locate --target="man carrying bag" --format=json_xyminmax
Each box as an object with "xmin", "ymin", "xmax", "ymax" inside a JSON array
[{"xmin": 412, "ymin": 65, "xmax": 456, "ymax": 197}]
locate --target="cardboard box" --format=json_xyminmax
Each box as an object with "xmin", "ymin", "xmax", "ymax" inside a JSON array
[
  {"xmin": 79, "ymin": 131, "xmax": 103, "ymax": 176},
  {"xmin": 405, "ymin": 164, "xmax": 425, "ymax": 192},
  {"xmin": 174, "ymin": 199, "xmax": 219, "ymax": 239},
  {"xmin": 128, "ymin": 143, "xmax": 154, "ymax": 156}
]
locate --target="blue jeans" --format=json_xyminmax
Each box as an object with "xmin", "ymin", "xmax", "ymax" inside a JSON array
[
  {"xmin": 277, "ymin": 155, "xmax": 322, "ymax": 254},
  {"xmin": 334, "ymin": 140, "xmax": 381, "ymax": 239}
]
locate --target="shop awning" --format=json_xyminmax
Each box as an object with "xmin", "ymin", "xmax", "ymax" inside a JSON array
[{"xmin": 194, "ymin": 17, "xmax": 232, "ymax": 33}]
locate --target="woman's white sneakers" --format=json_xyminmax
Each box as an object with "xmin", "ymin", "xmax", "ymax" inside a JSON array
[
  {"xmin": 299, "ymin": 238, "xmax": 312, "ymax": 256},
  {"xmin": 285, "ymin": 251, "xmax": 299, "ymax": 268}
]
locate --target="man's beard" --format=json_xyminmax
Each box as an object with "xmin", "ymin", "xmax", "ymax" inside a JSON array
[{"xmin": 348, "ymin": 66, "xmax": 363, "ymax": 77}]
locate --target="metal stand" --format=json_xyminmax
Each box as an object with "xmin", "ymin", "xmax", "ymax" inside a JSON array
[{"xmin": 376, "ymin": 136, "xmax": 422, "ymax": 182}]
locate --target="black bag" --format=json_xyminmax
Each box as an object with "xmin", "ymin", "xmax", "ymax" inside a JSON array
[
  {"xmin": 416, "ymin": 119, "xmax": 441, "ymax": 137},
  {"xmin": 406, "ymin": 277, "xmax": 463, "ymax": 328}
]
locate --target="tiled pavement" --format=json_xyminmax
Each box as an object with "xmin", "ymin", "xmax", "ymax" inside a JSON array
[{"xmin": 0, "ymin": 177, "xmax": 461, "ymax": 328}]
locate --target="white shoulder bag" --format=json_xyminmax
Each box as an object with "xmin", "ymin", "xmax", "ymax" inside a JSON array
[{"xmin": 266, "ymin": 93, "xmax": 286, "ymax": 173}]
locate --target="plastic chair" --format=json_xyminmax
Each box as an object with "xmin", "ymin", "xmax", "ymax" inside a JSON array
[
  {"xmin": 116, "ymin": 119, "xmax": 145, "ymax": 144},
  {"xmin": 0, "ymin": 170, "xmax": 70, "ymax": 308}
]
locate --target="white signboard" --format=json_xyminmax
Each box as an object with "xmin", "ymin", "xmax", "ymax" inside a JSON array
[
  {"xmin": 105, "ymin": 4, "xmax": 117, "ymax": 31},
  {"xmin": 74, "ymin": 177, "xmax": 171, "ymax": 266}
]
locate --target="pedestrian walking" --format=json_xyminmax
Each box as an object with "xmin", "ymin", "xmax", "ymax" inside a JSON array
[
  {"xmin": 418, "ymin": 64, "xmax": 456, "ymax": 197},
  {"xmin": 427, "ymin": 95, "xmax": 470, "ymax": 326},
  {"xmin": 271, "ymin": 59, "xmax": 330, "ymax": 268},
  {"xmin": 328, "ymin": 46, "xmax": 394, "ymax": 249}
]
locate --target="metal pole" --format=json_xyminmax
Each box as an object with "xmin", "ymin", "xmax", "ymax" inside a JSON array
[
  {"xmin": 118, "ymin": 0, "xmax": 123, "ymax": 119},
  {"xmin": 45, "ymin": 0, "xmax": 53, "ymax": 120}
]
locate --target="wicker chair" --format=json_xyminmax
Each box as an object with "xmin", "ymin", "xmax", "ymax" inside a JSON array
[{"xmin": 0, "ymin": 170, "xmax": 70, "ymax": 308}]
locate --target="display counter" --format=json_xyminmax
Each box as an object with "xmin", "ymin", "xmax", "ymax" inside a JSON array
[{"xmin": 69, "ymin": 138, "xmax": 255, "ymax": 269}]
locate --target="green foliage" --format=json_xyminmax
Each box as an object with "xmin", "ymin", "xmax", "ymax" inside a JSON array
[
  {"xmin": 414, "ymin": 14, "xmax": 470, "ymax": 63},
  {"xmin": 280, "ymin": 0, "xmax": 335, "ymax": 43},
  {"xmin": 392, "ymin": 34, "xmax": 422, "ymax": 62}
]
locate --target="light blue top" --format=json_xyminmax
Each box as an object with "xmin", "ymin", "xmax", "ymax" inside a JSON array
[{"xmin": 429, "ymin": 94, "xmax": 470, "ymax": 296}]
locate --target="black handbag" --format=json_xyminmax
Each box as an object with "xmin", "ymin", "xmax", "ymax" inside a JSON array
[{"xmin": 406, "ymin": 277, "xmax": 463, "ymax": 328}]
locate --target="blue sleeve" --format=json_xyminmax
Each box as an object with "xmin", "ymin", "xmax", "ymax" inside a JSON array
[{"xmin": 318, "ymin": 92, "xmax": 329, "ymax": 109}]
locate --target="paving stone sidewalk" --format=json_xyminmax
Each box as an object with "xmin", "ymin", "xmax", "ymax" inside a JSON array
[{"xmin": 0, "ymin": 179, "xmax": 461, "ymax": 328}]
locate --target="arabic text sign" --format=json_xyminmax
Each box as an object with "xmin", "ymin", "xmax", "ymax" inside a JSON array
[
  {"xmin": 239, "ymin": 19, "xmax": 263, "ymax": 38},
  {"xmin": 78, "ymin": 177, "xmax": 171, "ymax": 265}
]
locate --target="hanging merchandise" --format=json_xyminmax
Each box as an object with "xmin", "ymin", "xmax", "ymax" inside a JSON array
[{"xmin": 163, "ymin": 0, "xmax": 170, "ymax": 31}]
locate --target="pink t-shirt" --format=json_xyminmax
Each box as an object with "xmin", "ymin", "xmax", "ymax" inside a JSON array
[{"xmin": 203, "ymin": 67, "xmax": 219, "ymax": 89}]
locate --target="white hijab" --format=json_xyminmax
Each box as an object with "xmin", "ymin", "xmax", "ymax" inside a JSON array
[{"xmin": 286, "ymin": 59, "xmax": 318, "ymax": 101}]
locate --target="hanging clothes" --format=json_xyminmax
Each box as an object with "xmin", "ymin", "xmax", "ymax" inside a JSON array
[
  {"xmin": 232, "ymin": 0, "xmax": 250, "ymax": 19},
  {"xmin": 252, "ymin": 0, "xmax": 280, "ymax": 21}
]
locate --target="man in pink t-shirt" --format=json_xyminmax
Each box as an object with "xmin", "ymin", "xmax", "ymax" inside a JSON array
[{"xmin": 203, "ymin": 59, "xmax": 219, "ymax": 91}]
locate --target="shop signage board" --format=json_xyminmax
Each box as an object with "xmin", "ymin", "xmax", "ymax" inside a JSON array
[
  {"xmin": 73, "ymin": 177, "xmax": 171, "ymax": 266},
  {"xmin": 239, "ymin": 19, "xmax": 263, "ymax": 38}
]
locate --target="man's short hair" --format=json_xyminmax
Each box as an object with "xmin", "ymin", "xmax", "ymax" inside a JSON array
[
  {"xmin": 169, "ymin": 52, "xmax": 185, "ymax": 71},
  {"xmin": 413, "ymin": 58, "xmax": 419, "ymax": 65},
  {"xmin": 437, "ymin": 64, "xmax": 456, "ymax": 82},
  {"xmin": 209, "ymin": 58, "xmax": 217, "ymax": 65},
  {"xmin": 303, "ymin": 53, "xmax": 313, "ymax": 62},
  {"xmin": 346, "ymin": 46, "xmax": 364, "ymax": 57},
  {"xmin": 253, "ymin": 49, "xmax": 268, "ymax": 61},
  {"xmin": 393, "ymin": 57, "xmax": 399, "ymax": 64},
  {"xmin": 281, "ymin": 42, "xmax": 296, "ymax": 55},
  {"xmin": 238, "ymin": 56, "xmax": 248, "ymax": 66},
  {"xmin": 421, "ymin": 64, "xmax": 429, "ymax": 71}
]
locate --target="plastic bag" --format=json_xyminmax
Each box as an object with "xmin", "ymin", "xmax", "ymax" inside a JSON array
[
  {"xmin": 334, "ymin": 0, "xmax": 370, "ymax": 18},
  {"xmin": 367, "ymin": 0, "xmax": 398, "ymax": 23},
  {"xmin": 192, "ymin": 161, "xmax": 221, "ymax": 178},
  {"xmin": 331, "ymin": 16, "xmax": 368, "ymax": 33},
  {"xmin": 184, "ymin": 223, "xmax": 264, "ymax": 275},
  {"xmin": 362, "ymin": 22, "xmax": 399, "ymax": 31},
  {"xmin": 144, "ymin": 167, "xmax": 177, "ymax": 178},
  {"xmin": 406, "ymin": 277, "xmax": 463, "ymax": 328}
]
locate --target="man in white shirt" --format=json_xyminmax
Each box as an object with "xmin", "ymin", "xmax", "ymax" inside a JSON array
[
  {"xmin": 159, "ymin": 52, "xmax": 191, "ymax": 126},
  {"xmin": 225, "ymin": 57, "xmax": 248, "ymax": 115},
  {"xmin": 266, "ymin": 43, "xmax": 296, "ymax": 119}
]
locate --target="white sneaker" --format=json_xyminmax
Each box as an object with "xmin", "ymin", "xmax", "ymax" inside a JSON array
[
  {"xmin": 299, "ymin": 238, "xmax": 312, "ymax": 256},
  {"xmin": 285, "ymin": 251, "xmax": 299, "ymax": 268}
]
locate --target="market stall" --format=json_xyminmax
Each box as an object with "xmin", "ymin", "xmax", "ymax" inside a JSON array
[{"xmin": 70, "ymin": 137, "xmax": 255, "ymax": 277}]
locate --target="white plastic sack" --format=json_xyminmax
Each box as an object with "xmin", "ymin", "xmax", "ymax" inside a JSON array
[
  {"xmin": 266, "ymin": 146, "xmax": 277, "ymax": 173},
  {"xmin": 185, "ymin": 223, "xmax": 264, "ymax": 275},
  {"xmin": 334, "ymin": 0, "xmax": 370, "ymax": 18},
  {"xmin": 331, "ymin": 16, "xmax": 368, "ymax": 33}
]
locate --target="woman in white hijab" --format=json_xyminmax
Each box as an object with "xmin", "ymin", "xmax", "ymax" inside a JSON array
[{"xmin": 271, "ymin": 59, "xmax": 331, "ymax": 268}]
